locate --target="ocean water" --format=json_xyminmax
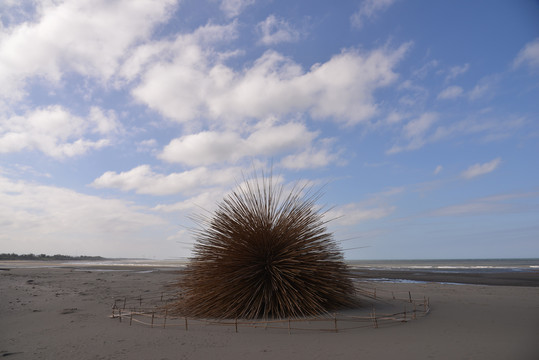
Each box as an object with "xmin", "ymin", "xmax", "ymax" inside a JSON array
[
  {"xmin": 346, "ymin": 258, "xmax": 539, "ymax": 273},
  {"xmin": 2, "ymin": 258, "xmax": 538, "ymax": 273}
]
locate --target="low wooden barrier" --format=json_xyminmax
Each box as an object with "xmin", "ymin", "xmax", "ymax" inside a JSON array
[{"xmin": 110, "ymin": 286, "xmax": 430, "ymax": 334}]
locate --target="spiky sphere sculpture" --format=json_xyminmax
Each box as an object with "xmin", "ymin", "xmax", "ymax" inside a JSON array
[{"xmin": 174, "ymin": 174, "xmax": 355, "ymax": 319}]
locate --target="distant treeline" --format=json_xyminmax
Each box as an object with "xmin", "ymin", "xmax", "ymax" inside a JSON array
[{"xmin": 0, "ymin": 253, "xmax": 105, "ymax": 261}]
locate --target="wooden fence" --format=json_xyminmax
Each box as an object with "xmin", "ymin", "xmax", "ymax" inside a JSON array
[{"xmin": 110, "ymin": 286, "xmax": 430, "ymax": 334}]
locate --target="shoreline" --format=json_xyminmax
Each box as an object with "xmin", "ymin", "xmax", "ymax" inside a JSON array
[{"xmin": 2, "ymin": 260, "xmax": 538, "ymax": 287}]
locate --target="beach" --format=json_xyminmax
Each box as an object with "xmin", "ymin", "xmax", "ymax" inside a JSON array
[{"xmin": 1, "ymin": 262, "xmax": 538, "ymax": 359}]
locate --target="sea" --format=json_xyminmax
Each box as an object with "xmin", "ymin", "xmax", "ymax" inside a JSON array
[
  {"xmin": 2, "ymin": 258, "xmax": 538, "ymax": 273},
  {"xmin": 346, "ymin": 258, "xmax": 539, "ymax": 273}
]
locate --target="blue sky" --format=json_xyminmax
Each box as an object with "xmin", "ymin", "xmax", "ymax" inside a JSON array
[{"xmin": 1, "ymin": 0, "xmax": 538, "ymax": 259}]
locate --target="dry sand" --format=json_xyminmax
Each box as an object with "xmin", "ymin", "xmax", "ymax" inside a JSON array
[{"xmin": 1, "ymin": 263, "xmax": 538, "ymax": 359}]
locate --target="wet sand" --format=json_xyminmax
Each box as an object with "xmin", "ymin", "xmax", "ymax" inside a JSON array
[
  {"xmin": 1, "ymin": 264, "xmax": 538, "ymax": 359},
  {"xmin": 352, "ymin": 268, "xmax": 539, "ymax": 287}
]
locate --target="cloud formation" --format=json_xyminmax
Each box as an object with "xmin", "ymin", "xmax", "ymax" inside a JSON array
[
  {"xmin": 0, "ymin": 0, "xmax": 176, "ymax": 103},
  {"xmin": 256, "ymin": 15, "xmax": 301, "ymax": 45},
  {"xmin": 437, "ymin": 85, "xmax": 463, "ymax": 99},
  {"xmin": 513, "ymin": 38, "xmax": 539, "ymax": 70},
  {"xmin": 159, "ymin": 122, "xmax": 318, "ymax": 166},
  {"xmin": 92, "ymin": 165, "xmax": 239, "ymax": 196},
  {"xmin": 0, "ymin": 106, "xmax": 119, "ymax": 158},
  {"xmin": 351, "ymin": 0, "xmax": 397, "ymax": 28},
  {"xmin": 461, "ymin": 158, "xmax": 501, "ymax": 179},
  {"xmin": 0, "ymin": 175, "xmax": 166, "ymax": 257},
  {"xmin": 220, "ymin": 0, "xmax": 255, "ymax": 18},
  {"xmin": 387, "ymin": 112, "xmax": 438, "ymax": 154},
  {"xmin": 132, "ymin": 41, "xmax": 410, "ymax": 126}
]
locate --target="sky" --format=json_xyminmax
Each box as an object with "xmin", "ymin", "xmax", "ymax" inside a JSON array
[{"xmin": 1, "ymin": 0, "xmax": 538, "ymax": 260}]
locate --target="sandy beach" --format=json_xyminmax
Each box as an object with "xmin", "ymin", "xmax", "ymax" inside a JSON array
[{"xmin": 1, "ymin": 263, "xmax": 538, "ymax": 359}]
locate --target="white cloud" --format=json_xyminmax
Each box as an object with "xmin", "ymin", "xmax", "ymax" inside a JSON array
[
  {"xmin": 326, "ymin": 203, "xmax": 396, "ymax": 226},
  {"xmin": 437, "ymin": 85, "xmax": 463, "ymax": 99},
  {"xmin": 468, "ymin": 75, "xmax": 499, "ymax": 100},
  {"xmin": 0, "ymin": 105, "xmax": 119, "ymax": 158},
  {"xmin": 256, "ymin": 15, "xmax": 301, "ymax": 45},
  {"xmin": 351, "ymin": 0, "xmax": 397, "ymax": 28},
  {"xmin": 468, "ymin": 83, "xmax": 489, "ymax": 100},
  {"xmin": 0, "ymin": 0, "xmax": 177, "ymax": 103},
  {"xmin": 136, "ymin": 139, "xmax": 158, "ymax": 153},
  {"xmin": 434, "ymin": 165, "xmax": 443, "ymax": 175},
  {"xmin": 91, "ymin": 165, "xmax": 239, "ymax": 196},
  {"xmin": 386, "ymin": 112, "xmax": 438, "ymax": 154},
  {"xmin": 220, "ymin": 0, "xmax": 255, "ymax": 18},
  {"xmin": 460, "ymin": 158, "xmax": 502, "ymax": 179},
  {"xmin": 430, "ymin": 116, "xmax": 524, "ymax": 144},
  {"xmin": 385, "ymin": 111, "xmax": 407, "ymax": 124},
  {"xmin": 153, "ymin": 189, "xmax": 227, "ymax": 213},
  {"xmin": 132, "ymin": 41, "xmax": 410, "ymax": 126},
  {"xmin": 159, "ymin": 122, "xmax": 318, "ymax": 166},
  {"xmin": 387, "ymin": 112, "xmax": 525, "ymax": 155},
  {"xmin": 428, "ymin": 191, "xmax": 539, "ymax": 217},
  {"xmin": 403, "ymin": 112, "xmax": 437, "ymax": 138},
  {"xmin": 0, "ymin": 175, "xmax": 166, "ymax": 257},
  {"xmin": 430, "ymin": 202, "xmax": 509, "ymax": 217},
  {"xmin": 280, "ymin": 144, "xmax": 340, "ymax": 170},
  {"xmin": 446, "ymin": 63, "xmax": 470, "ymax": 81},
  {"xmin": 412, "ymin": 60, "xmax": 439, "ymax": 79},
  {"xmin": 513, "ymin": 37, "xmax": 539, "ymax": 70}
]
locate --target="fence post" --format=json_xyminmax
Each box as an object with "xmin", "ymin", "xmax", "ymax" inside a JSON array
[
  {"xmin": 288, "ymin": 319, "xmax": 291, "ymax": 335},
  {"xmin": 235, "ymin": 318, "xmax": 238, "ymax": 333},
  {"xmin": 408, "ymin": 291, "xmax": 412, "ymax": 303},
  {"xmin": 163, "ymin": 308, "xmax": 168, "ymax": 328},
  {"xmin": 334, "ymin": 313, "xmax": 338, "ymax": 333},
  {"xmin": 185, "ymin": 317, "xmax": 188, "ymax": 331},
  {"xmin": 130, "ymin": 309, "xmax": 133, "ymax": 326},
  {"xmin": 151, "ymin": 312, "xmax": 154, "ymax": 328}
]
